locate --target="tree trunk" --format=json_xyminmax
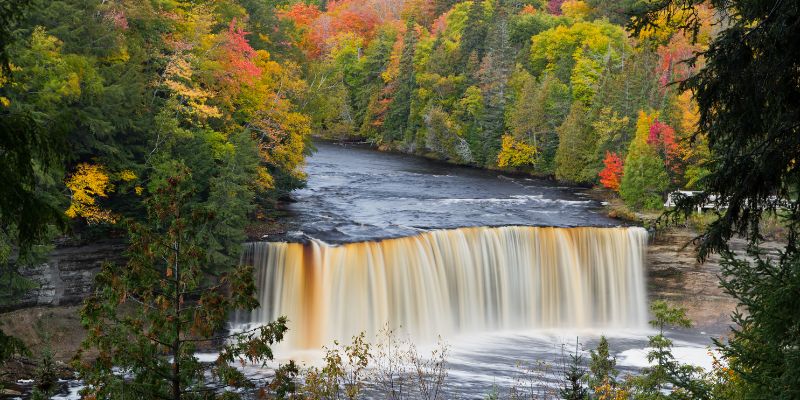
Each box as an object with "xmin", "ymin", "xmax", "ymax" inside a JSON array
[{"xmin": 172, "ymin": 240, "xmax": 181, "ymax": 400}]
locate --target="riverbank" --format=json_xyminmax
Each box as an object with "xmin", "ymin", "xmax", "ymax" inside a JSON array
[{"xmin": 0, "ymin": 306, "xmax": 84, "ymax": 397}]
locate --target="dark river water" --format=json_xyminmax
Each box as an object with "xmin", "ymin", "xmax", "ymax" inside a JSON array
[{"xmin": 268, "ymin": 141, "xmax": 621, "ymax": 243}]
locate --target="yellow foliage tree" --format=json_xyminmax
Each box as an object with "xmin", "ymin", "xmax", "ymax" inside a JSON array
[
  {"xmin": 634, "ymin": 4, "xmax": 714, "ymax": 45},
  {"xmin": 497, "ymin": 135, "xmax": 538, "ymax": 168},
  {"xmin": 65, "ymin": 163, "xmax": 116, "ymax": 224},
  {"xmin": 561, "ymin": 0, "xmax": 591, "ymax": 20}
]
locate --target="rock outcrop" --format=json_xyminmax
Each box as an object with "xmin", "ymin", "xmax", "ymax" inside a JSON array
[
  {"xmin": 4, "ymin": 239, "xmax": 125, "ymax": 312},
  {"xmin": 645, "ymin": 227, "xmax": 784, "ymax": 334}
]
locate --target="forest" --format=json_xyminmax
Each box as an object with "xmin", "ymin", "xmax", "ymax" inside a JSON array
[
  {"xmin": 2, "ymin": 0, "xmax": 799, "ymax": 399},
  {"xmin": 0, "ymin": 0, "xmax": 710, "ymax": 258},
  {"xmin": 292, "ymin": 0, "xmax": 711, "ymax": 211}
]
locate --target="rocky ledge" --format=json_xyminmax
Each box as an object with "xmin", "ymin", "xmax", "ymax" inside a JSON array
[
  {"xmin": 646, "ymin": 227, "xmax": 784, "ymax": 335},
  {"xmin": 3, "ymin": 239, "xmax": 126, "ymax": 312}
]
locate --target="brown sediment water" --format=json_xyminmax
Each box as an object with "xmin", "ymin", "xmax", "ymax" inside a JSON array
[{"xmin": 234, "ymin": 226, "xmax": 648, "ymax": 350}]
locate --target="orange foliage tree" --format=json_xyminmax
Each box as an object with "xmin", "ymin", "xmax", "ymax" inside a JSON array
[
  {"xmin": 285, "ymin": 0, "xmax": 405, "ymax": 58},
  {"xmin": 599, "ymin": 151, "xmax": 624, "ymax": 191}
]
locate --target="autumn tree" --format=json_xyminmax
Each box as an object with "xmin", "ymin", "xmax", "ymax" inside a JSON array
[
  {"xmin": 497, "ymin": 135, "xmax": 538, "ymax": 169},
  {"xmin": 598, "ymin": 151, "xmax": 623, "ymax": 191},
  {"xmin": 77, "ymin": 168, "xmax": 291, "ymax": 399},
  {"xmin": 647, "ymin": 118, "xmax": 681, "ymax": 184},
  {"xmin": 547, "ymin": 0, "xmax": 566, "ymax": 15},
  {"xmin": 64, "ymin": 163, "xmax": 117, "ymax": 224},
  {"xmin": 619, "ymin": 111, "xmax": 669, "ymax": 210},
  {"xmin": 239, "ymin": 0, "xmax": 300, "ymax": 58}
]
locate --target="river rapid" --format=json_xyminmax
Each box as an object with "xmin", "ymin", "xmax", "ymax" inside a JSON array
[{"xmin": 266, "ymin": 141, "xmax": 620, "ymax": 243}]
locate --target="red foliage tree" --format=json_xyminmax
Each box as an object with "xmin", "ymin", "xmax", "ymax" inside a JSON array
[
  {"xmin": 647, "ymin": 119, "xmax": 684, "ymax": 187},
  {"xmin": 330, "ymin": 8, "xmax": 380, "ymax": 41},
  {"xmin": 648, "ymin": 119, "xmax": 680, "ymax": 170},
  {"xmin": 599, "ymin": 151, "xmax": 624, "ymax": 191},
  {"xmin": 547, "ymin": 0, "xmax": 566, "ymax": 15},
  {"xmin": 656, "ymin": 35, "xmax": 700, "ymax": 88},
  {"xmin": 280, "ymin": 3, "xmax": 322, "ymax": 28},
  {"xmin": 223, "ymin": 19, "xmax": 261, "ymax": 83},
  {"xmin": 521, "ymin": 5, "xmax": 538, "ymax": 15},
  {"xmin": 291, "ymin": 0, "xmax": 404, "ymax": 57}
]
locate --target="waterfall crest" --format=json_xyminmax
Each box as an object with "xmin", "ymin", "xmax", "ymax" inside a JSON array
[{"xmin": 234, "ymin": 226, "xmax": 648, "ymax": 350}]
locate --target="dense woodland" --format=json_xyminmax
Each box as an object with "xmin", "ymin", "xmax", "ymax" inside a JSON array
[
  {"xmin": 0, "ymin": 0, "xmax": 312, "ymax": 271},
  {"xmin": 292, "ymin": 0, "xmax": 712, "ymax": 211},
  {"xmin": 1, "ymin": 0, "xmax": 799, "ymax": 398},
  {"xmin": 0, "ymin": 0, "xmax": 711, "ymax": 265}
]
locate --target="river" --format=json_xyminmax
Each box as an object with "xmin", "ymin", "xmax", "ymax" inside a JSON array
[
  {"xmin": 267, "ymin": 141, "xmax": 619, "ymax": 243},
  {"xmin": 230, "ymin": 141, "xmax": 717, "ymax": 398}
]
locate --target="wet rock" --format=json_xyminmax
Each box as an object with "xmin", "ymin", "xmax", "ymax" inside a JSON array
[
  {"xmin": 645, "ymin": 227, "xmax": 772, "ymax": 335},
  {"xmin": 3, "ymin": 239, "xmax": 125, "ymax": 312},
  {"xmin": 0, "ymin": 355, "xmax": 75, "ymax": 391},
  {"xmin": 1, "ymin": 388, "xmax": 23, "ymax": 397}
]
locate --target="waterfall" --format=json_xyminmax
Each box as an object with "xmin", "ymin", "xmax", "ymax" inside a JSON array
[{"xmin": 233, "ymin": 226, "xmax": 648, "ymax": 350}]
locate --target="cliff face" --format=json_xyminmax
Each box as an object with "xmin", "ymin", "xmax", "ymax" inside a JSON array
[
  {"xmin": 644, "ymin": 227, "xmax": 786, "ymax": 334},
  {"xmin": 2, "ymin": 225, "xmax": 749, "ymax": 333},
  {"xmin": 5, "ymin": 239, "xmax": 126, "ymax": 311},
  {"xmin": 6, "ymin": 229, "xmax": 741, "ymax": 325},
  {"xmin": 646, "ymin": 229, "xmax": 733, "ymax": 333}
]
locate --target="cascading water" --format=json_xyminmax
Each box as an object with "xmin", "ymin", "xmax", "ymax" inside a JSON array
[{"xmin": 233, "ymin": 226, "xmax": 648, "ymax": 350}]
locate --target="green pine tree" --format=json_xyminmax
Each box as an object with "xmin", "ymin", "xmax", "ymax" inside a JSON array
[
  {"xmin": 555, "ymin": 103, "xmax": 599, "ymax": 183},
  {"xmin": 383, "ymin": 20, "xmax": 418, "ymax": 143},
  {"xmin": 559, "ymin": 338, "xmax": 589, "ymax": 400},
  {"xmin": 477, "ymin": 10, "xmax": 513, "ymax": 166},
  {"xmin": 619, "ymin": 111, "xmax": 669, "ymax": 210},
  {"xmin": 627, "ymin": 300, "xmax": 696, "ymax": 399},
  {"xmin": 76, "ymin": 167, "xmax": 290, "ymax": 399},
  {"xmin": 459, "ymin": 0, "xmax": 488, "ymax": 70},
  {"xmin": 588, "ymin": 335, "xmax": 619, "ymax": 390}
]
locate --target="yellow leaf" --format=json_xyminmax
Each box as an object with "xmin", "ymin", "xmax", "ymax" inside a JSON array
[
  {"xmin": 65, "ymin": 163, "xmax": 116, "ymax": 224},
  {"xmin": 118, "ymin": 169, "xmax": 136, "ymax": 182}
]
